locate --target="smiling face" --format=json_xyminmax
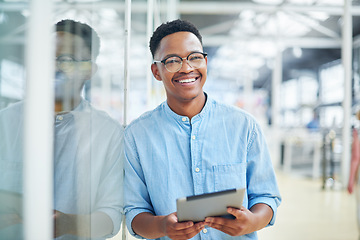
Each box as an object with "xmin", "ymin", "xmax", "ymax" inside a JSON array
[
  {"xmin": 54, "ymin": 31, "xmax": 95, "ymax": 112},
  {"xmin": 151, "ymin": 31, "xmax": 207, "ymax": 109},
  {"xmin": 55, "ymin": 31, "xmax": 93, "ymax": 84}
]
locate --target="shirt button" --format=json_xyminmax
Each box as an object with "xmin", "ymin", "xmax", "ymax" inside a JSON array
[
  {"xmin": 58, "ymin": 116, "xmax": 63, "ymax": 121},
  {"xmin": 182, "ymin": 117, "xmax": 186, "ymax": 122},
  {"xmin": 203, "ymin": 229, "xmax": 207, "ymax": 234},
  {"xmin": 195, "ymin": 167, "xmax": 200, "ymax": 172},
  {"xmin": 192, "ymin": 135, "xmax": 196, "ymax": 140}
]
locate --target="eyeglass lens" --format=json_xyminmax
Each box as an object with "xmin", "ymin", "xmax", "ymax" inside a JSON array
[
  {"xmin": 164, "ymin": 52, "xmax": 206, "ymax": 72},
  {"xmin": 56, "ymin": 56, "xmax": 91, "ymax": 73}
]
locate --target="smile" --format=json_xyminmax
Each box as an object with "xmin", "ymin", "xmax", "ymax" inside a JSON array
[
  {"xmin": 179, "ymin": 78, "xmax": 196, "ymax": 83},
  {"xmin": 174, "ymin": 77, "xmax": 199, "ymax": 84}
]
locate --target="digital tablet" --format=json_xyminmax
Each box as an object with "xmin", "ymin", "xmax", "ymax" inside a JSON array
[{"xmin": 176, "ymin": 188, "xmax": 245, "ymax": 222}]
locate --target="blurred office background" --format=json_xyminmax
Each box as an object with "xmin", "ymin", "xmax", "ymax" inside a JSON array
[{"xmin": 0, "ymin": 0, "xmax": 359, "ymax": 239}]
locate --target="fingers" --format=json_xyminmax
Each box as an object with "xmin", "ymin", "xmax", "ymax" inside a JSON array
[
  {"xmin": 204, "ymin": 218, "xmax": 236, "ymax": 235},
  {"xmin": 228, "ymin": 206, "xmax": 247, "ymax": 218},
  {"xmin": 348, "ymin": 180, "xmax": 354, "ymax": 194},
  {"xmin": 172, "ymin": 221, "xmax": 194, "ymax": 231},
  {"xmin": 204, "ymin": 208, "xmax": 249, "ymax": 236},
  {"xmin": 204, "ymin": 206, "xmax": 261, "ymax": 237},
  {"xmin": 205, "ymin": 216, "xmax": 237, "ymax": 233},
  {"xmin": 167, "ymin": 221, "xmax": 205, "ymax": 240}
]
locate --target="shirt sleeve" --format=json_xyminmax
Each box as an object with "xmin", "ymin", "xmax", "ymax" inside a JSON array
[
  {"xmin": 124, "ymin": 128, "xmax": 155, "ymax": 238},
  {"xmin": 246, "ymin": 121, "xmax": 281, "ymax": 226},
  {"xmin": 94, "ymin": 125, "xmax": 124, "ymax": 238}
]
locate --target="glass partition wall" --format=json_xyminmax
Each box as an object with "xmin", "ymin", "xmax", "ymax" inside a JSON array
[
  {"xmin": 0, "ymin": 0, "xmax": 127, "ymax": 239},
  {"xmin": 0, "ymin": 2, "xmax": 28, "ymax": 239}
]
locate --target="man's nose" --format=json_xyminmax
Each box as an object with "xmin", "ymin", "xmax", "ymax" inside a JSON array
[{"xmin": 179, "ymin": 59, "xmax": 193, "ymax": 73}]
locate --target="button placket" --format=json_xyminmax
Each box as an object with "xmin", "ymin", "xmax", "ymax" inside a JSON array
[{"xmin": 190, "ymin": 120, "xmax": 203, "ymax": 195}]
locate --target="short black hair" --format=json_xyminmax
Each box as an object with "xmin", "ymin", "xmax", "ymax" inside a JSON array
[
  {"xmin": 55, "ymin": 19, "xmax": 100, "ymax": 59},
  {"xmin": 149, "ymin": 19, "xmax": 202, "ymax": 58}
]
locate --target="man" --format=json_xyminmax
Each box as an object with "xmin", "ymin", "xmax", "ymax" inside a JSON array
[
  {"xmin": 348, "ymin": 111, "xmax": 360, "ymax": 239},
  {"xmin": 0, "ymin": 19, "xmax": 124, "ymax": 239},
  {"xmin": 124, "ymin": 19, "xmax": 281, "ymax": 240}
]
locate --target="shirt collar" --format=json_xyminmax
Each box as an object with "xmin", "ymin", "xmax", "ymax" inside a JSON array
[
  {"xmin": 163, "ymin": 92, "xmax": 212, "ymax": 124},
  {"xmin": 55, "ymin": 98, "xmax": 89, "ymax": 122}
]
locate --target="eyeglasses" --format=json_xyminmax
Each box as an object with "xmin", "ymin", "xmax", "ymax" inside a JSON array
[
  {"xmin": 56, "ymin": 55, "xmax": 92, "ymax": 73},
  {"xmin": 153, "ymin": 52, "xmax": 207, "ymax": 73}
]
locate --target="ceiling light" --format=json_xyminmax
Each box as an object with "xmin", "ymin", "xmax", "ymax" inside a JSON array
[
  {"xmin": 308, "ymin": 12, "xmax": 329, "ymax": 21},
  {"xmin": 287, "ymin": 0, "xmax": 316, "ymax": 4},
  {"xmin": 252, "ymin": 0, "xmax": 284, "ymax": 5},
  {"xmin": 317, "ymin": 0, "xmax": 343, "ymax": 5},
  {"xmin": 240, "ymin": 10, "xmax": 256, "ymax": 20},
  {"xmin": 292, "ymin": 47, "xmax": 303, "ymax": 58}
]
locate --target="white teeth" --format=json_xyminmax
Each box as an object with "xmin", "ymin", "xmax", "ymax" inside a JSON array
[{"xmin": 178, "ymin": 78, "xmax": 196, "ymax": 83}]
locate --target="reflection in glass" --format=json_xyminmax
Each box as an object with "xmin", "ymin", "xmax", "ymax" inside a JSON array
[
  {"xmin": 0, "ymin": 18, "xmax": 124, "ymax": 239},
  {"xmin": 0, "ymin": 8, "xmax": 26, "ymax": 239},
  {"xmin": 53, "ymin": 19, "xmax": 124, "ymax": 239}
]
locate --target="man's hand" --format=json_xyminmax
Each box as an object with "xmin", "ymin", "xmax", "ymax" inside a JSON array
[
  {"xmin": 204, "ymin": 204, "xmax": 273, "ymax": 236},
  {"xmin": 53, "ymin": 210, "xmax": 76, "ymax": 238},
  {"xmin": 161, "ymin": 212, "xmax": 205, "ymax": 240},
  {"xmin": 0, "ymin": 213, "xmax": 22, "ymax": 229},
  {"xmin": 132, "ymin": 212, "xmax": 204, "ymax": 240}
]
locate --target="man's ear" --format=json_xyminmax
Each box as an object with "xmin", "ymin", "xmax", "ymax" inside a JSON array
[
  {"xmin": 91, "ymin": 63, "xmax": 98, "ymax": 77},
  {"xmin": 151, "ymin": 63, "xmax": 162, "ymax": 81}
]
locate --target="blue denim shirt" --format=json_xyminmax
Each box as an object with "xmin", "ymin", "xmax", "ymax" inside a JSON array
[{"xmin": 124, "ymin": 96, "xmax": 281, "ymax": 240}]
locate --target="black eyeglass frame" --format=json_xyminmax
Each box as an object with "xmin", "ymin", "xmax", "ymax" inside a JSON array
[
  {"xmin": 153, "ymin": 51, "xmax": 208, "ymax": 72},
  {"xmin": 56, "ymin": 54, "xmax": 92, "ymax": 64},
  {"xmin": 56, "ymin": 54, "xmax": 92, "ymax": 73}
]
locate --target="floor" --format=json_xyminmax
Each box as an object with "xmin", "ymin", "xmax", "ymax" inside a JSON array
[
  {"xmin": 257, "ymin": 171, "xmax": 358, "ymax": 240},
  {"xmin": 115, "ymin": 170, "xmax": 359, "ymax": 240}
]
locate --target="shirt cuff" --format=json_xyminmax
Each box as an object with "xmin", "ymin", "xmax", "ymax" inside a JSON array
[
  {"xmin": 125, "ymin": 209, "xmax": 154, "ymax": 239},
  {"xmin": 248, "ymin": 197, "xmax": 280, "ymax": 226}
]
